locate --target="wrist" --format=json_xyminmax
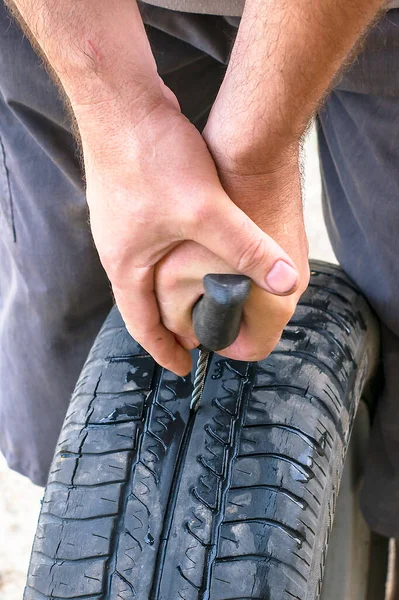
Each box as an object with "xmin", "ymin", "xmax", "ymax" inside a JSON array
[
  {"xmin": 59, "ymin": 42, "xmax": 162, "ymax": 116},
  {"xmin": 203, "ymin": 115, "xmax": 300, "ymax": 176},
  {"xmin": 76, "ymin": 96, "xmax": 182, "ymax": 177},
  {"xmin": 73, "ymin": 83, "xmax": 165, "ymax": 144},
  {"xmin": 54, "ymin": 44, "xmax": 161, "ymax": 121}
]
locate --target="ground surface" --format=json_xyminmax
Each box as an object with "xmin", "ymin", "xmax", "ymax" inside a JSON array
[{"xmin": 0, "ymin": 127, "xmax": 337, "ymax": 600}]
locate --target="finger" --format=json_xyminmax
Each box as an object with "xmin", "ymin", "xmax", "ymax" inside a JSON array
[
  {"xmin": 217, "ymin": 286, "xmax": 296, "ymax": 362},
  {"xmin": 155, "ymin": 242, "xmax": 218, "ymax": 343},
  {"xmin": 158, "ymin": 298, "xmax": 200, "ymax": 348},
  {"xmin": 188, "ymin": 195, "xmax": 299, "ymax": 296},
  {"xmin": 112, "ymin": 266, "xmax": 192, "ymax": 376},
  {"xmin": 175, "ymin": 334, "xmax": 199, "ymax": 351}
]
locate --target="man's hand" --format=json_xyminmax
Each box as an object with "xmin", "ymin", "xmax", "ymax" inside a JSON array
[
  {"xmin": 152, "ymin": 0, "xmax": 386, "ymax": 370},
  {"xmin": 152, "ymin": 0, "xmax": 385, "ymax": 372},
  {"xmin": 155, "ymin": 152, "xmax": 309, "ymax": 363},
  {"xmin": 81, "ymin": 98, "xmax": 300, "ymax": 375}
]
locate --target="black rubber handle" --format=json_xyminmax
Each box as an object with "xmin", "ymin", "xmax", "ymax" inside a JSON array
[{"xmin": 192, "ymin": 274, "xmax": 251, "ymax": 352}]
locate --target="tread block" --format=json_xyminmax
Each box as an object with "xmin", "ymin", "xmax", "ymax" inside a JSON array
[
  {"xmin": 210, "ymin": 558, "xmax": 304, "ymax": 599},
  {"xmin": 74, "ymin": 452, "xmax": 130, "ymax": 485},
  {"xmin": 250, "ymin": 359, "xmax": 344, "ymax": 436},
  {"xmin": 89, "ymin": 391, "xmax": 147, "ymax": 424},
  {"xmin": 71, "ymin": 358, "xmax": 107, "ymax": 398},
  {"xmin": 63, "ymin": 391, "xmax": 146, "ymax": 426},
  {"xmin": 97, "ymin": 355, "xmax": 155, "ymax": 394},
  {"xmin": 218, "ymin": 520, "xmax": 307, "ymax": 559},
  {"xmin": 47, "ymin": 455, "xmax": 77, "ymax": 486},
  {"xmin": 26, "ymin": 554, "xmax": 106, "ymax": 597},
  {"xmin": 23, "ymin": 588, "xmax": 102, "ymax": 600},
  {"xmin": 42, "ymin": 483, "xmax": 123, "ymax": 519},
  {"xmin": 33, "ymin": 515, "xmax": 115, "ymax": 559},
  {"xmin": 47, "ymin": 452, "xmax": 130, "ymax": 486},
  {"xmin": 56, "ymin": 421, "xmax": 138, "ymax": 455},
  {"xmin": 224, "ymin": 487, "xmax": 313, "ymax": 535},
  {"xmin": 231, "ymin": 455, "xmax": 321, "ymax": 505}
]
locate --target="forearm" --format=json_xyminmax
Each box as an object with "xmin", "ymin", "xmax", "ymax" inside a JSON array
[
  {"xmin": 205, "ymin": 0, "xmax": 386, "ymax": 169},
  {"xmin": 6, "ymin": 0, "xmax": 163, "ymax": 130}
]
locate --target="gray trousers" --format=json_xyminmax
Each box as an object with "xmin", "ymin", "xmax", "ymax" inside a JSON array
[{"xmin": 0, "ymin": 1, "xmax": 398, "ymax": 537}]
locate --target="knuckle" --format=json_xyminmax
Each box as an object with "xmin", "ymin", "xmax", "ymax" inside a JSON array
[
  {"xmin": 236, "ymin": 237, "xmax": 268, "ymax": 274},
  {"xmin": 99, "ymin": 248, "xmax": 124, "ymax": 281},
  {"xmin": 161, "ymin": 314, "xmax": 193, "ymax": 339},
  {"xmin": 159, "ymin": 314, "xmax": 179, "ymax": 335},
  {"xmin": 160, "ymin": 272, "xmax": 179, "ymax": 297}
]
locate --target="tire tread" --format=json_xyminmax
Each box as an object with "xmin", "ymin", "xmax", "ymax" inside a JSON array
[{"xmin": 24, "ymin": 262, "xmax": 379, "ymax": 600}]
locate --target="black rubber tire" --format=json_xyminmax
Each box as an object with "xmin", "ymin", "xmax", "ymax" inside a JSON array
[{"xmin": 24, "ymin": 261, "xmax": 381, "ymax": 600}]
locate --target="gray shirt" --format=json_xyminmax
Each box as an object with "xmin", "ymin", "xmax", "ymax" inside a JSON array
[{"xmin": 142, "ymin": 0, "xmax": 399, "ymax": 17}]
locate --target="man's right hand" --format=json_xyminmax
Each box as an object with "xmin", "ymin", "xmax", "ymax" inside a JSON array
[{"xmin": 76, "ymin": 95, "xmax": 300, "ymax": 376}]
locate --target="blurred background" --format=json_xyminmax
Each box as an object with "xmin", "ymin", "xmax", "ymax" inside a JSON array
[{"xmin": 0, "ymin": 125, "xmax": 337, "ymax": 600}]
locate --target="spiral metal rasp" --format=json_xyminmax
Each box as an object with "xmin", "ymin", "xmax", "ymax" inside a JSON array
[
  {"xmin": 190, "ymin": 274, "xmax": 252, "ymax": 412},
  {"xmin": 190, "ymin": 348, "xmax": 210, "ymax": 412}
]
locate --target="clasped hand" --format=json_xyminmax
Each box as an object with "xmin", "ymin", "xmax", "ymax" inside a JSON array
[{"xmin": 77, "ymin": 97, "xmax": 309, "ymax": 376}]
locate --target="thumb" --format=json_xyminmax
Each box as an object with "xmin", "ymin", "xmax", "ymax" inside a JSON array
[{"xmin": 189, "ymin": 195, "xmax": 299, "ymax": 295}]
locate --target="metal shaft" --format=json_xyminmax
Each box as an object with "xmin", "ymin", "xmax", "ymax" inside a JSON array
[
  {"xmin": 190, "ymin": 349, "xmax": 210, "ymax": 411},
  {"xmin": 190, "ymin": 274, "xmax": 251, "ymax": 412}
]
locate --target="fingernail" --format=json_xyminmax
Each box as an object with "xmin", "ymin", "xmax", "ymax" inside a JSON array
[{"xmin": 265, "ymin": 260, "xmax": 298, "ymax": 294}]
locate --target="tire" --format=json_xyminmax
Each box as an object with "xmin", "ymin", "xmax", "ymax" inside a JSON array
[{"xmin": 24, "ymin": 260, "xmax": 382, "ymax": 600}]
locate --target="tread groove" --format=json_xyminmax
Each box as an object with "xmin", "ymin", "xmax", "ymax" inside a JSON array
[
  {"xmin": 229, "ymin": 484, "xmax": 317, "ymax": 517},
  {"xmin": 202, "ymin": 363, "xmax": 253, "ymax": 599},
  {"xmin": 240, "ymin": 423, "xmax": 326, "ymax": 455},
  {"xmin": 103, "ymin": 364, "xmax": 162, "ymax": 597},
  {"xmin": 214, "ymin": 555, "xmax": 307, "ymax": 582},
  {"xmin": 151, "ymin": 409, "xmax": 197, "ymax": 598},
  {"xmin": 32, "ymin": 550, "xmax": 110, "ymax": 563}
]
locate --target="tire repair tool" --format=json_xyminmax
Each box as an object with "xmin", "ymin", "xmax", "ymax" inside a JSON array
[{"xmin": 190, "ymin": 274, "xmax": 251, "ymax": 411}]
